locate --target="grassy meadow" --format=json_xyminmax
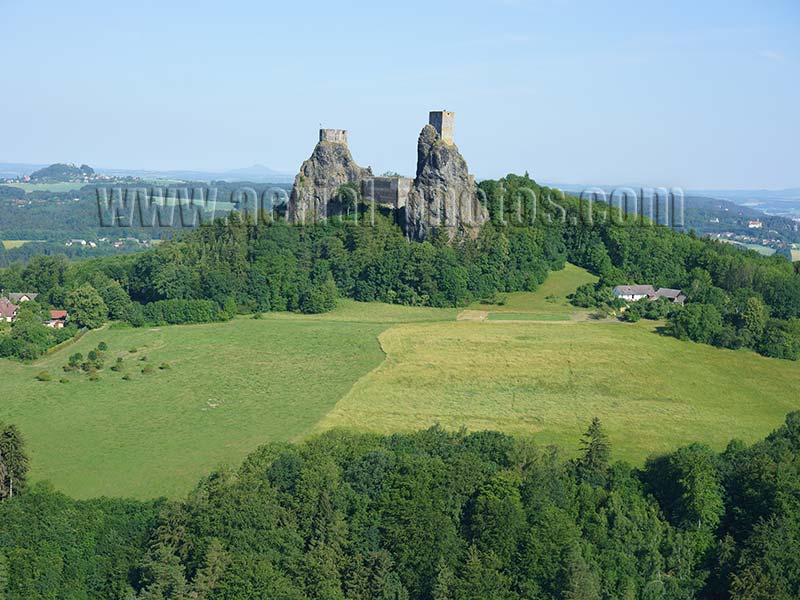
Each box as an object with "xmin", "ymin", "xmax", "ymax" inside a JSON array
[
  {"xmin": 0, "ymin": 317, "xmax": 388, "ymax": 498},
  {"xmin": 317, "ymin": 319, "xmax": 800, "ymax": 462},
  {"xmin": 0, "ymin": 264, "xmax": 798, "ymax": 498},
  {"xmin": 1, "ymin": 240, "xmax": 39, "ymax": 250},
  {"xmin": 470, "ymin": 262, "xmax": 598, "ymax": 321}
]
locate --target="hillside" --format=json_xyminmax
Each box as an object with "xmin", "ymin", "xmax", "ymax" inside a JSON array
[
  {"xmin": 28, "ymin": 162, "xmax": 94, "ymax": 181},
  {"xmin": 2, "ymin": 266, "xmax": 798, "ymax": 499}
]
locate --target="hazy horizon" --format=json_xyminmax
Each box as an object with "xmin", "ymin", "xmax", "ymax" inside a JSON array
[{"xmin": 1, "ymin": 0, "xmax": 797, "ymax": 189}]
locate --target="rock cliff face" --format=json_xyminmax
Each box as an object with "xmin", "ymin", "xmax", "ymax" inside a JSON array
[
  {"xmin": 288, "ymin": 139, "xmax": 372, "ymax": 224},
  {"xmin": 405, "ymin": 124, "xmax": 488, "ymax": 241}
]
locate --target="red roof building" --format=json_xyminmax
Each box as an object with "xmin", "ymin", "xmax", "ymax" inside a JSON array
[
  {"xmin": 0, "ymin": 297, "xmax": 20, "ymax": 322},
  {"xmin": 45, "ymin": 310, "xmax": 69, "ymax": 329}
]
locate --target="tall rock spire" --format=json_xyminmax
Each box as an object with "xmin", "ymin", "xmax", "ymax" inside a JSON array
[
  {"xmin": 288, "ymin": 129, "xmax": 372, "ymax": 224},
  {"xmin": 405, "ymin": 119, "xmax": 488, "ymax": 241}
]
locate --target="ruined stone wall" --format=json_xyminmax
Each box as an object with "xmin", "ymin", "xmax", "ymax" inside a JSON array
[{"xmin": 362, "ymin": 176, "xmax": 412, "ymax": 209}]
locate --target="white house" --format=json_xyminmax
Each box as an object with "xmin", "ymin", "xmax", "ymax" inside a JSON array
[
  {"xmin": 613, "ymin": 285, "xmax": 687, "ymax": 305},
  {"xmin": 612, "ymin": 285, "xmax": 656, "ymax": 302}
]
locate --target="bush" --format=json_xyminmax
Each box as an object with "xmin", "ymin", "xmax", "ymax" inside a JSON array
[
  {"xmin": 159, "ymin": 362, "xmax": 171, "ymax": 370},
  {"xmin": 622, "ymin": 307, "xmax": 641, "ymax": 323},
  {"xmin": 36, "ymin": 371, "xmax": 52, "ymax": 382},
  {"xmin": 141, "ymin": 365, "xmax": 154, "ymax": 375},
  {"xmin": 570, "ymin": 283, "xmax": 614, "ymax": 308},
  {"xmin": 59, "ymin": 377, "xmax": 70, "ymax": 384},
  {"xmin": 122, "ymin": 373, "xmax": 132, "ymax": 381},
  {"xmin": 97, "ymin": 342, "xmax": 108, "ymax": 352},
  {"xmin": 669, "ymin": 303, "xmax": 723, "ymax": 345},
  {"xmin": 88, "ymin": 374, "xmax": 100, "ymax": 382},
  {"xmin": 757, "ymin": 319, "xmax": 800, "ymax": 360}
]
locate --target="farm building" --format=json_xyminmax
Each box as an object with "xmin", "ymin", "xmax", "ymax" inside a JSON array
[{"xmin": 613, "ymin": 285, "xmax": 686, "ymax": 305}]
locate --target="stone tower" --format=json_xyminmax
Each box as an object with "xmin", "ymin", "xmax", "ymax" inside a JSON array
[
  {"xmin": 319, "ymin": 128, "xmax": 348, "ymax": 145},
  {"xmin": 428, "ymin": 110, "xmax": 455, "ymax": 144}
]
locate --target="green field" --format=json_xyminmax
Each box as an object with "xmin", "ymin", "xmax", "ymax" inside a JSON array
[
  {"xmin": 470, "ymin": 262, "xmax": 598, "ymax": 320},
  {"xmin": 0, "ymin": 302, "xmax": 455, "ymax": 499},
  {"xmin": 1, "ymin": 240, "xmax": 41, "ymax": 249},
  {"xmin": 317, "ymin": 319, "xmax": 800, "ymax": 461},
  {"xmin": 744, "ymin": 243, "xmax": 777, "ymax": 256},
  {"xmin": 1, "ymin": 265, "xmax": 798, "ymax": 499}
]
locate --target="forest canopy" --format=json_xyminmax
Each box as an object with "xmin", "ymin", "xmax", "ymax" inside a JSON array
[{"xmin": 2, "ymin": 413, "xmax": 800, "ymax": 599}]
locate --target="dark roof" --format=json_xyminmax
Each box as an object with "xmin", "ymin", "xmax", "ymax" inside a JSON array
[
  {"xmin": 653, "ymin": 288, "xmax": 682, "ymax": 299},
  {"xmin": 7, "ymin": 292, "xmax": 38, "ymax": 302},
  {"xmin": 613, "ymin": 285, "xmax": 655, "ymax": 296},
  {"xmin": 0, "ymin": 297, "xmax": 20, "ymax": 319}
]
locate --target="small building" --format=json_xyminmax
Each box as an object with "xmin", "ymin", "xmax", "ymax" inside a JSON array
[
  {"xmin": 6, "ymin": 292, "xmax": 38, "ymax": 304},
  {"xmin": 613, "ymin": 285, "xmax": 655, "ymax": 302},
  {"xmin": 748, "ymin": 220, "xmax": 763, "ymax": 229},
  {"xmin": 651, "ymin": 288, "xmax": 687, "ymax": 305},
  {"xmin": 45, "ymin": 310, "xmax": 69, "ymax": 329},
  {"xmin": 613, "ymin": 285, "xmax": 686, "ymax": 305},
  {"xmin": 0, "ymin": 297, "xmax": 20, "ymax": 323}
]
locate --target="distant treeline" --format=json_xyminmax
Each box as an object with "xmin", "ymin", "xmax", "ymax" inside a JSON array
[
  {"xmin": 2, "ymin": 173, "xmax": 799, "ymax": 360},
  {"xmin": 0, "ymin": 181, "xmax": 292, "ymax": 245},
  {"xmin": 2, "ymin": 413, "xmax": 800, "ymax": 599}
]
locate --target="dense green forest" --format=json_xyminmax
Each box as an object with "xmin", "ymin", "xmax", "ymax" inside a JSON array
[
  {"xmin": 1, "ymin": 173, "xmax": 799, "ymax": 361},
  {"xmin": 1, "ymin": 413, "xmax": 800, "ymax": 599}
]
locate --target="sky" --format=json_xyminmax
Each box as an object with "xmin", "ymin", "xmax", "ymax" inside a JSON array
[{"xmin": 1, "ymin": 0, "xmax": 798, "ymax": 189}]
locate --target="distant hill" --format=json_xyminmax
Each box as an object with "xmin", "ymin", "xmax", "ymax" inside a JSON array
[
  {"xmin": 29, "ymin": 163, "xmax": 94, "ymax": 182},
  {"xmin": 96, "ymin": 163, "xmax": 294, "ymax": 183},
  {"xmin": 692, "ymin": 188, "xmax": 800, "ymax": 218},
  {"xmin": 0, "ymin": 162, "xmax": 293, "ymax": 184},
  {"xmin": 544, "ymin": 182, "xmax": 800, "ymax": 219}
]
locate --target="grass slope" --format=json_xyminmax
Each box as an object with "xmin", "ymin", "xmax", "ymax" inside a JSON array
[
  {"xmin": 0, "ymin": 301, "xmax": 456, "ymax": 499},
  {"xmin": 2, "ymin": 264, "xmax": 798, "ymax": 498},
  {"xmin": 0, "ymin": 317, "xmax": 388, "ymax": 498},
  {"xmin": 317, "ymin": 318, "xmax": 800, "ymax": 462},
  {"xmin": 470, "ymin": 262, "xmax": 598, "ymax": 320}
]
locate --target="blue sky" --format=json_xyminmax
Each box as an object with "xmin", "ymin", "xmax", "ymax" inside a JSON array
[{"xmin": 1, "ymin": 0, "xmax": 797, "ymax": 188}]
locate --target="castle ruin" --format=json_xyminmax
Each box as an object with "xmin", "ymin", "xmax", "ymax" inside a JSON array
[{"xmin": 288, "ymin": 111, "xmax": 488, "ymax": 240}]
